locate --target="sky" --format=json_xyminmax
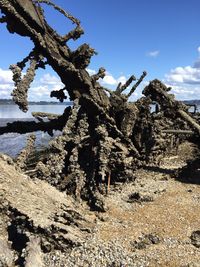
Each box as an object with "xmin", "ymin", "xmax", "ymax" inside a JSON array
[{"xmin": 0, "ymin": 0, "xmax": 200, "ymax": 101}]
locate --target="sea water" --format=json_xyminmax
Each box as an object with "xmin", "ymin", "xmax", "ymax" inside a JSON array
[
  {"xmin": 0, "ymin": 104, "xmax": 67, "ymax": 157},
  {"xmin": 0, "ymin": 104, "xmax": 199, "ymax": 158}
]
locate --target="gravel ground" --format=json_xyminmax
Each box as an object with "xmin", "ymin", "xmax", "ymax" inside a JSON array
[
  {"xmin": 1, "ymin": 142, "xmax": 200, "ymax": 267},
  {"xmin": 43, "ymin": 144, "xmax": 200, "ymax": 267}
]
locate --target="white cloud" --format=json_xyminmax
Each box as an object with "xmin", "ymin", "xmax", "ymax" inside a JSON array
[
  {"xmin": 30, "ymin": 85, "xmax": 50, "ymax": 95},
  {"xmin": 0, "ymin": 68, "xmax": 143, "ymax": 101},
  {"xmin": 0, "ymin": 90, "xmax": 10, "ymax": 96},
  {"xmin": 40, "ymin": 73, "xmax": 63, "ymax": 85},
  {"xmin": 102, "ymin": 74, "xmax": 117, "ymax": 86},
  {"xmin": 164, "ymin": 46, "xmax": 200, "ymax": 100},
  {"xmin": 0, "ymin": 84, "xmax": 12, "ymax": 90},
  {"xmin": 0, "ymin": 68, "xmax": 13, "ymax": 84},
  {"xmin": 29, "ymin": 73, "xmax": 65, "ymax": 101},
  {"xmin": 0, "ymin": 68, "xmax": 13, "ymax": 98},
  {"xmin": 165, "ymin": 47, "xmax": 200, "ymax": 85},
  {"xmin": 86, "ymin": 69, "xmax": 96, "ymax": 75},
  {"xmin": 86, "ymin": 68, "xmax": 144, "ymax": 100},
  {"xmin": 168, "ymin": 84, "xmax": 200, "ymax": 100},
  {"xmin": 99, "ymin": 71, "xmax": 146, "ymax": 101},
  {"xmin": 0, "ymin": 70, "xmax": 66, "ymax": 100},
  {"xmin": 117, "ymin": 76, "xmax": 127, "ymax": 85},
  {"xmin": 100, "ymin": 71, "xmax": 127, "ymax": 87},
  {"xmin": 198, "ymin": 46, "xmax": 200, "ymax": 54},
  {"xmin": 86, "ymin": 68, "xmax": 127, "ymax": 87},
  {"xmin": 28, "ymin": 85, "xmax": 53, "ymax": 101},
  {"xmin": 146, "ymin": 50, "xmax": 160, "ymax": 58},
  {"xmin": 165, "ymin": 66, "xmax": 200, "ymax": 84}
]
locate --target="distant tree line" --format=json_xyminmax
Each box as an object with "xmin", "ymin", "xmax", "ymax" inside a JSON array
[{"xmin": 0, "ymin": 99, "xmax": 73, "ymax": 105}]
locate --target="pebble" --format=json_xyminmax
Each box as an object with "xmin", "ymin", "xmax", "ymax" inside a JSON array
[{"xmin": 43, "ymin": 236, "xmax": 147, "ymax": 267}]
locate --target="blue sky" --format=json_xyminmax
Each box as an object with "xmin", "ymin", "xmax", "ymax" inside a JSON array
[{"xmin": 0, "ymin": 0, "xmax": 200, "ymax": 101}]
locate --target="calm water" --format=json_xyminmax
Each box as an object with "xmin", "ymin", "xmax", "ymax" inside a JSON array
[
  {"xmin": 0, "ymin": 104, "xmax": 199, "ymax": 158},
  {"xmin": 0, "ymin": 104, "xmax": 67, "ymax": 119},
  {"xmin": 0, "ymin": 104, "xmax": 68, "ymax": 157}
]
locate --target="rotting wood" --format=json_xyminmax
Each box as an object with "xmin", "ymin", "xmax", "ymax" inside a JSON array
[
  {"xmin": 162, "ymin": 130, "xmax": 194, "ymax": 135},
  {"xmin": 0, "ymin": 0, "xmax": 200, "ymax": 211},
  {"xmin": 143, "ymin": 79, "xmax": 200, "ymax": 135}
]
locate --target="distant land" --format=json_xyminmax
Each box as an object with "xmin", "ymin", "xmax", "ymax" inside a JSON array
[
  {"xmin": 0, "ymin": 99, "xmax": 73, "ymax": 105},
  {"xmin": 0, "ymin": 98, "xmax": 200, "ymax": 106},
  {"xmin": 182, "ymin": 100, "xmax": 200, "ymax": 105}
]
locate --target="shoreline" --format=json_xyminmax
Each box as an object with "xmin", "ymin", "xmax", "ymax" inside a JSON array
[{"xmin": 0, "ymin": 141, "xmax": 200, "ymax": 266}]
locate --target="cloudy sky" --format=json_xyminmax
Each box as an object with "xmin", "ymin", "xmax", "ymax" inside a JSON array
[{"xmin": 0, "ymin": 0, "xmax": 200, "ymax": 101}]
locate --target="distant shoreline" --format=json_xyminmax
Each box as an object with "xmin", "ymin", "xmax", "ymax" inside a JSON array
[
  {"xmin": 0, "ymin": 99, "xmax": 73, "ymax": 105},
  {"xmin": 182, "ymin": 100, "xmax": 200, "ymax": 105},
  {"xmin": 1, "ymin": 98, "xmax": 200, "ymax": 106}
]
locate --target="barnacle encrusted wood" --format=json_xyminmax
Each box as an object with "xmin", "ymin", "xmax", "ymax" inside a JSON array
[{"xmin": 0, "ymin": 0, "xmax": 200, "ymax": 212}]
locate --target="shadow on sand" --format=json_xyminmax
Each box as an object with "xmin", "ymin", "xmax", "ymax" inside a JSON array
[{"xmin": 143, "ymin": 162, "xmax": 200, "ymax": 185}]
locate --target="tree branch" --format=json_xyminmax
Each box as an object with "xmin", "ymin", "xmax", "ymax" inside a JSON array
[
  {"xmin": 116, "ymin": 75, "xmax": 136, "ymax": 94},
  {"xmin": 35, "ymin": 0, "xmax": 80, "ymax": 25},
  {"xmin": 0, "ymin": 107, "xmax": 71, "ymax": 135},
  {"xmin": 11, "ymin": 58, "xmax": 38, "ymax": 112},
  {"xmin": 127, "ymin": 71, "xmax": 147, "ymax": 98}
]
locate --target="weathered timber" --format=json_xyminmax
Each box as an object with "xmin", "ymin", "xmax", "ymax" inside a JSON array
[
  {"xmin": 178, "ymin": 110, "xmax": 200, "ymax": 135},
  {"xmin": 0, "ymin": 0, "xmax": 110, "ymax": 110},
  {"xmin": 1, "ymin": 0, "xmax": 198, "ymax": 210},
  {"xmin": 16, "ymin": 134, "xmax": 36, "ymax": 170},
  {"xmin": 162, "ymin": 130, "xmax": 194, "ymax": 135},
  {"xmin": 0, "ymin": 107, "xmax": 71, "ymax": 135},
  {"xmin": 32, "ymin": 111, "xmax": 60, "ymax": 121},
  {"xmin": 143, "ymin": 80, "xmax": 200, "ymax": 135}
]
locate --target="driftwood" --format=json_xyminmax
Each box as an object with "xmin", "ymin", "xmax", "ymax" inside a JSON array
[
  {"xmin": 0, "ymin": 0, "xmax": 200, "ymax": 211},
  {"xmin": 143, "ymin": 80, "xmax": 200, "ymax": 135},
  {"xmin": 16, "ymin": 134, "xmax": 36, "ymax": 170},
  {"xmin": 32, "ymin": 111, "xmax": 60, "ymax": 121},
  {"xmin": 0, "ymin": 0, "xmax": 150, "ymax": 211},
  {"xmin": 162, "ymin": 130, "xmax": 194, "ymax": 135}
]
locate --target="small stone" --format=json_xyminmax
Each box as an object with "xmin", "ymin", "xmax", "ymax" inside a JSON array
[{"xmin": 190, "ymin": 230, "xmax": 200, "ymax": 248}]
